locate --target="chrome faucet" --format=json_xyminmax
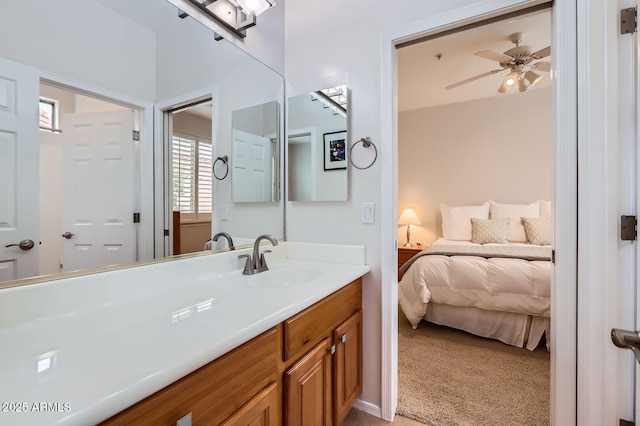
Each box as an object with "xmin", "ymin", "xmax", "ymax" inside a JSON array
[
  {"xmin": 238, "ymin": 234, "xmax": 278, "ymax": 275},
  {"xmin": 212, "ymin": 232, "xmax": 235, "ymax": 250}
]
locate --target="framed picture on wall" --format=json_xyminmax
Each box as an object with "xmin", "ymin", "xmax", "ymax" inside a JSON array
[{"xmin": 323, "ymin": 131, "xmax": 347, "ymax": 171}]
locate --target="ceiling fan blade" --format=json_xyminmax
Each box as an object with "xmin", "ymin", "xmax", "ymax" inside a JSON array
[
  {"xmin": 531, "ymin": 46, "xmax": 551, "ymax": 59},
  {"xmin": 532, "ymin": 61, "xmax": 551, "ymax": 72},
  {"xmin": 446, "ymin": 68, "xmax": 507, "ymax": 90},
  {"xmin": 474, "ymin": 50, "xmax": 514, "ymax": 63}
]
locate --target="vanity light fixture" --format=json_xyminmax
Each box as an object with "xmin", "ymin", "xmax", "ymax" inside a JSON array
[{"xmin": 167, "ymin": 0, "xmax": 276, "ymax": 40}]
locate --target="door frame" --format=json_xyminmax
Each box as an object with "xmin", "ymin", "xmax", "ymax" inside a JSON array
[
  {"xmin": 380, "ymin": 0, "xmax": 577, "ymax": 424},
  {"xmin": 154, "ymin": 87, "xmax": 216, "ymax": 257},
  {"xmin": 39, "ymin": 70, "xmax": 155, "ymax": 263}
]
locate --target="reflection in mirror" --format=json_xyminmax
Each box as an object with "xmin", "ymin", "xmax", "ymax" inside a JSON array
[
  {"xmin": 231, "ymin": 101, "xmax": 280, "ymax": 202},
  {"xmin": 287, "ymin": 86, "xmax": 348, "ymax": 201},
  {"xmin": 0, "ymin": 0, "xmax": 284, "ymax": 286},
  {"xmin": 171, "ymin": 101, "xmax": 214, "ymax": 255}
]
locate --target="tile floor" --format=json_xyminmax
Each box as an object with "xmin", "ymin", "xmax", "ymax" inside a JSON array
[{"xmin": 341, "ymin": 408, "xmax": 425, "ymax": 425}]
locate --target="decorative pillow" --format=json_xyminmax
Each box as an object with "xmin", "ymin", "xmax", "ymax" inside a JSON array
[
  {"xmin": 489, "ymin": 200, "xmax": 540, "ymax": 243},
  {"xmin": 538, "ymin": 199, "xmax": 552, "ymax": 218},
  {"xmin": 440, "ymin": 202, "xmax": 490, "ymax": 241},
  {"xmin": 521, "ymin": 217, "xmax": 552, "ymax": 245},
  {"xmin": 471, "ymin": 218, "xmax": 510, "ymax": 244}
]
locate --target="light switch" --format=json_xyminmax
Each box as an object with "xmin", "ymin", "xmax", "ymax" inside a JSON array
[
  {"xmin": 220, "ymin": 204, "xmax": 229, "ymax": 221},
  {"xmin": 362, "ymin": 203, "xmax": 375, "ymax": 224}
]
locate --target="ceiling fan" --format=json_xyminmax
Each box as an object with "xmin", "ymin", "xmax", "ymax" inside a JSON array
[{"xmin": 446, "ymin": 32, "xmax": 551, "ymax": 93}]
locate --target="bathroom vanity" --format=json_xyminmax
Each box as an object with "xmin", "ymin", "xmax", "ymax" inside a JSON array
[
  {"xmin": 0, "ymin": 242, "xmax": 368, "ymax": 426},
  {"xmin": 101, "ymin": 278, "xmax": 362, "ymax": 425}
]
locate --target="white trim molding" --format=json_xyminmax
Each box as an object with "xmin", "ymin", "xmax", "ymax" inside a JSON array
[{"xmin": 380, "ymin": 0, "xmax": 577, "ymax": 424}]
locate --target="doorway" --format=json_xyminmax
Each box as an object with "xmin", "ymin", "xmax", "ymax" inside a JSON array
[
  {"xmin": 157, "ymin": 95, "xmax": 215, "ymax": 257},
  {"xmin": 394, "ymin": 7, "xmax": 552, "ymax": 425},
  {"xmin": 38, "ymin": 82, "xmax": 140, "ymax": 275},
  {"xmin": 380, "ymin": 1, "xmax": 578, "ymax": 424}
]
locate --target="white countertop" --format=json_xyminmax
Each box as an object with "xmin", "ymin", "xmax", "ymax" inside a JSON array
[{"xmin": 0, "ymin": 242, "xmax": 369, "ymax": 425}]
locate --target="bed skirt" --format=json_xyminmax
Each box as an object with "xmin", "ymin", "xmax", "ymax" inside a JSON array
[{"xmin": 423, "ymin": 304, "xmax": 550, "ymax": 351}]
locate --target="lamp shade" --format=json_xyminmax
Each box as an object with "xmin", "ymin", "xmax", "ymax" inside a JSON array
[
  {"xmin": 398, "ymin": 208, "xmax": 421, "ymax": 226},
  {"xmin": 236, "ymin": 0, "xmax": 275, "ymax": 15}
]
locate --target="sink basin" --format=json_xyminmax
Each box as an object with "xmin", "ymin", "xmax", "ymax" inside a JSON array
[{"xmin": 245, "ymin": 266, "xmax": 322, "ymax": 289}]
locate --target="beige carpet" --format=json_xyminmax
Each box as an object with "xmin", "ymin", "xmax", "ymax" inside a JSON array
[{"xmin": 397, "ymin": 313, "xmax": 550, "ymax": 426}]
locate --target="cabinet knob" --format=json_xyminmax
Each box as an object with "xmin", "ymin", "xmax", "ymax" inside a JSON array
[
  {"xmin": 340, "ymin": 333, "xmax": 347, "ymax": 343},
  {"xmin": 329, "ymin": 344, "xmax": 336, "ymax": 355}
]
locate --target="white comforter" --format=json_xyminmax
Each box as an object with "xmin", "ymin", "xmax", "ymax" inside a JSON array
[{"xmin": 398, "ymin": 240, "xmax": 551, "ymax": 328}]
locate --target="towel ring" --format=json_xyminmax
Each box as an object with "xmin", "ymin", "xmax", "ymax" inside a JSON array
[
  {"xmin": 213, "ymin": 155, "xmax": 229, "ymax": 180},
  {"xmin": 349, "ymin": 137, "xmax": 378, "ymax": 170}
]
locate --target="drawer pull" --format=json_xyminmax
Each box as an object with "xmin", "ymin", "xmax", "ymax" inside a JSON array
[{"xmin": 176, "ymin": 412, "xmax": 192, "ymax": 426}]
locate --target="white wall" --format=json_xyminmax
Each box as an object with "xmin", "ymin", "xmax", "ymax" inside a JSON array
[
  {"xmin": 285, "ymin": 0, "xmax": 486, "ymax": 409},
  {"xmin": 0, "ymin": 0, "xmax": 156, "ymax": 102},
  {"xmin": 398, "ymin": 88, "xmax": 553, "ymax": 246}
]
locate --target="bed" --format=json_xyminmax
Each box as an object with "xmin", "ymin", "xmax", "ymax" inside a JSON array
[{"xmin": 398, "ymin": 200, "xmax": 552, "ymax": 350}]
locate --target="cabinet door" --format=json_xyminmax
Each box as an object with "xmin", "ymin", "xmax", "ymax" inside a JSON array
[
  {"xmin": 333, "ymin": 311, "xmax": 363, "ymax": 426},
  {"xmin": 220, "ymin": 382, "xmax": 278, "ymax": 426},
  {"xmin": 284, "ymin": 338, "xmax": 333, "ymax": 426}
]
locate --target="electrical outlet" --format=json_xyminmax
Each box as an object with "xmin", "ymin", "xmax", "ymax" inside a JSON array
[{"xmin": 220, "ymin": 204, "xmax": 229, "ymax": 221}]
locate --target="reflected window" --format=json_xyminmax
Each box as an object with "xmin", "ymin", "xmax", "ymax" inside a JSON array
[
  {"xmin": 172, "ymin": 132, "xmax": 212, "ymax": 221},
  {"xmin": 39, "ymin": 97, "xmax": 58, "ymax": 132}
]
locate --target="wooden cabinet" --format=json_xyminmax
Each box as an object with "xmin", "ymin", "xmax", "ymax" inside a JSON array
[
  {"xmin": 284, "ymin": 338, "xmax": 333, "ymax": 426},
  {"xmin": 100, "ymin": 328, "xmax": 279, "ymax": 426},
  {"xmin": 220, "ymin": 382, "xmax": 279, "ymax": 426},
  {"xmin": 283, "ymin": 280, "xmax": 363, "ymax": 426},
  {"xmin": 101, "ymin": 278, "xmax": 363, "ymax": 426},
  {"xmin": 398, "ymin": 246, "xmax": 423, "ymax": 279}
]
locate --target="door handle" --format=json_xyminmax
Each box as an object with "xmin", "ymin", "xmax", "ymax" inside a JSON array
[
  {"xmin": 62, "ymin": 232, "xmax": 75, "ymax": 240},
  {"xmin": 611, "ymin": 328, "xmax": 640, "ymax": 363},
  {"xmin": 5, "ymin": 239, "xmax": 35, "ymax": 251}
]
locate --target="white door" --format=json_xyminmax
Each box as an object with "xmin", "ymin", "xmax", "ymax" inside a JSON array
[
  {"xmin": 60, "ymin": 111, "xmax": 136, "ymax": 272},
  {"xmin": 232, "ymin": 129, "xmax": 272, "ymax": 202},
  {"xmin": 0, "ymin": 57, "xmax": 39, "ymax": 282}
]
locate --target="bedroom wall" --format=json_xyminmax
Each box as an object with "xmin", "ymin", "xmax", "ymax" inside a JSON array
[{"xmin": 398, "ymin": 88, "xmax": 553, "ymax": 246}]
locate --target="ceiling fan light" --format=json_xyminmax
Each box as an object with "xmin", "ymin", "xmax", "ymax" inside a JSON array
[
  {"xmin": 518, "ymin": 78, "xmax": 527, "ymax": 92},
  {"xmin": 503, "ymin": 71, "xmax": 518, "ymax": 87},
  {"xmin": 525, "ymin": 70, "xmax": 543, "ymax": 86}
]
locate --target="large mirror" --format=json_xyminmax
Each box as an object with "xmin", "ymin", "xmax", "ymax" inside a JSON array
[
  {"xmin": 0, "ymin": 0, "xmax": 284, "ymax": 286},
  {"xmin": 287, "ymin": 86, "xmax": 349, "ymax": 201},
  {"xmin": 231, "ymin": 101, "xmax": 281, "ymax": 203}
]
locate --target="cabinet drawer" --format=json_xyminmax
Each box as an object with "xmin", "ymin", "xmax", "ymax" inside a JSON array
[
  {"xmin": 283, "ymin": 279, "xmax": 362, "ymax": 362},
  {"xmin": 100, "ymin": 327, "xmax": 279, "ymax": 426}
]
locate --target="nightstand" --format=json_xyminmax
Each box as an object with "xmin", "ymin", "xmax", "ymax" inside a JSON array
[{"xmin": 398, "ymin": 246, "xmax": 424, "ymax": 280}]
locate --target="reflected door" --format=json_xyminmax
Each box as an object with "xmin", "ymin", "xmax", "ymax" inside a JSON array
[
  {"xmin": 61, "ymin": 111, "xmax": 136, "ymax": 272},
  {"xmin": 0, "ymin": 57, "xmax": 39, "ymax": 282},
  {"xmin": 232, "ymin": 129, "xmax": 272, "ymax": 202}
]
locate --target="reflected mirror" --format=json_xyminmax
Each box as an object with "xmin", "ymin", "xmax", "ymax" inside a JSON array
[
  {"xmin": 0, "ymin": 0, "xmax": 284, "ymax": 286},
  {"xmin": 287, "ymin": 86, "xmax": 348, "ymax": 201},
  {"xmin": 231, "ymin": 101, "xmax": 281, "ymax": 202}
]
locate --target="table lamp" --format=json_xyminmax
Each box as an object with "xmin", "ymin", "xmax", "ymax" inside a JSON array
[{"xmin": 398, "ymin": 208, "xmax": 421, "ymax": 247}]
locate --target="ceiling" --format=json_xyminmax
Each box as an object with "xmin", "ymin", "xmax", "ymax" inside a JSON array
[{"xmin": 398, "ymin": 8, "xmax": 551, "ymax": 112}]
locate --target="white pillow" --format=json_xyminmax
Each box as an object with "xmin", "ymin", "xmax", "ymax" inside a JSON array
[
  {"xmin": 538, "ymin": 199, "xmax": 552, "ymax": 218},
  {"xmin": 440, "ymin": 202, "xmax": 490, "ymax": 241},
  {"xmin": 471, "ymin": 218, "xmax": 510, "ymax": 245},
  {"xmin": 489, "ymin": 200, "xmax": 540, "ymax": 243}
]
